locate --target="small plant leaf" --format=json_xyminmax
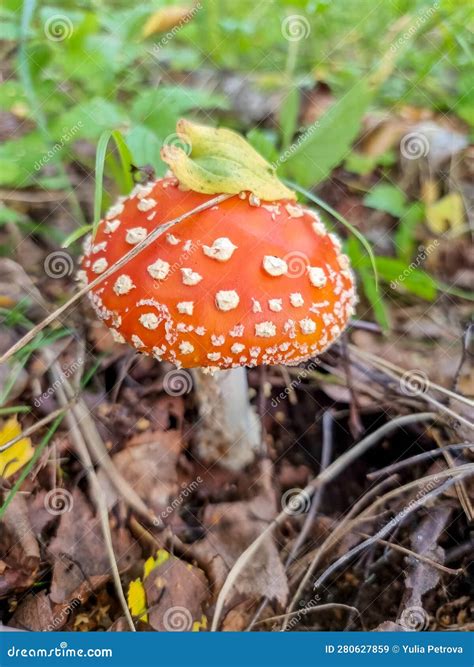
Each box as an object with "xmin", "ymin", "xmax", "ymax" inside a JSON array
[
  {"xmin": 364, "ymin": 183, "xmax": 408, "ymax": 217},
  {"xmin": 281, "ymin": 79, "xmax": 373, "ymax": 187}
]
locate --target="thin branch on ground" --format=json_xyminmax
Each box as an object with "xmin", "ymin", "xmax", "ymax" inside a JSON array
[
  {"xmin": 313, "ymin": 470, "xmax": 473, "ymax": 590},
  {"xmin": 51, "ymin": 365, "xmax": 136, "ymax": 631},
  {"xmin": 211, "ymin": 412, "xmax": 437, "ymax": 631},
  {"xmin": 357, "ymin": 532, "xmax": 463, "ymax": 576}
]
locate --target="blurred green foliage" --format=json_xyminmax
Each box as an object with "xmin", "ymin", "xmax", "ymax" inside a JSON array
[
  {"xmin": 1, "ymin": 0, "xmax": 471, "ymax": 188},
  {"xmin": 0, "ymin": 0, "xmax": 472, "ymax": 323}
]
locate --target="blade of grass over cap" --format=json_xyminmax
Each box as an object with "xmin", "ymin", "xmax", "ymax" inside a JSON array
[{"xmin": 285, "ymin": 180, "xmax": 379, "ymax": 292}]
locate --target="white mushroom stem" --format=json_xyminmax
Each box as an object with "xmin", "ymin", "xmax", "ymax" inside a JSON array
[{"xmin": 192, "ymin": 367, "xmax": 262, "ymax": 471}]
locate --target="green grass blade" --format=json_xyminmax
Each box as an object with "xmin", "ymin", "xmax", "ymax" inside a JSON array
[
  {"xmin": 93, "ymin": 130, "xmax": 113, "ymax": 236},
  {"xmin": 93, "ymin": 129, "xmax": 134, "ymax": 238},
  {"xmin": 285, "ymin": 179, "xmax": 379, "ymax": 292}
]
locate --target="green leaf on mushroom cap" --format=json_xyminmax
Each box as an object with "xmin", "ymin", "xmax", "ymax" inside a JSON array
[{"xmin": 160, "ymin": 119, "xmax": 296, "ymax": 201}]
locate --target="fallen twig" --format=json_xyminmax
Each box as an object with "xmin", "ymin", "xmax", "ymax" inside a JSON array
[{"xmin": 211, "ymin": 412, "xmax": 437, "ymax": 631}]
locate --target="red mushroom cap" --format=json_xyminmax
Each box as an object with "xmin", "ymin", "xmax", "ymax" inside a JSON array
[{"xmin": 80, "ymin": 177, "xmax": 356, "ymax": 370}]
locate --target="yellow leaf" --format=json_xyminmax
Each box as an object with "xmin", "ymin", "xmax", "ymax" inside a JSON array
[
  {"xmin": 127, "ymin": 578, "xmax": 148, "ymax": 622},
  {"xmin": 192, "ymin": 614, "xmax": 207, "ymax": 632},
  {"xmin": 142, "ymin": 5, "xmax": 197, "ymax": 39},
  {"xmin": 0, "ymin": 416, "xmax": 34, "ymax": 478},
  {"xmin": 426, "ymin": 192, "xmax": 464, "ymax": 234},
  {"xmin": 143, "ymin": 548, "xmax": 170, "ymax": 579},
  {"xmin": 154, "ymin": 548, "xmax": 170, "ymax": 568},
  {"xmin": 161, "ymin": 119, "xmax": 296, "ymax": 201},
  {"xmin": 143, "ymin": 556, "xmax": 157, "ymax": 579}
]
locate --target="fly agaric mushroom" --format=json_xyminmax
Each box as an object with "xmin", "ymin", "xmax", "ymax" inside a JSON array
[{"xmin": 79, "ymin": 120, "xmax": 356, "ymax": 469}]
